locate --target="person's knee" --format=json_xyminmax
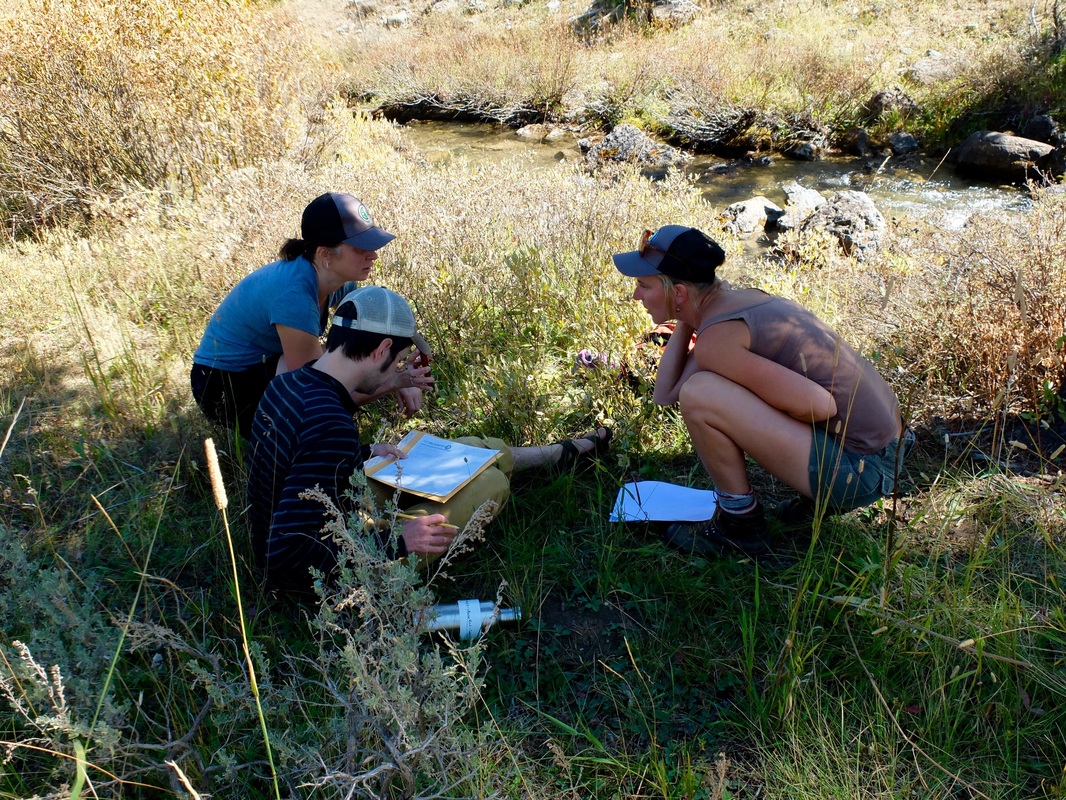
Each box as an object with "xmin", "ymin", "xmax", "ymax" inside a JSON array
[
  {"xmin": 453, "ymin": 436, "xmax": 514, "ymax": 476},
  {"xmin": 481, "ymin": 437, "xmax": 514, "ymax": 476},
  {"xmin": 477, "ymin": 468, "xmax": 510, "ymax": 513},
  {"xmin": 679, "ymin": 372, "xmax": 727, "ymax": 421},
  {"xmin": 443, "ymin": 468, "xmax": 510, "ymax": 531}
]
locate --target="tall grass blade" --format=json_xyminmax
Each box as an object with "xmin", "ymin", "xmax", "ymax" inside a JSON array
[{"xmin": 204, "ymin": 438, "xmax": 282, "ymax": 800}]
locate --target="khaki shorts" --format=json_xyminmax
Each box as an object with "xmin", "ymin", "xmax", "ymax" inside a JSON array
[{"xmin": 370, "ymin": 436, "xmax": 513, "ymax": 548}]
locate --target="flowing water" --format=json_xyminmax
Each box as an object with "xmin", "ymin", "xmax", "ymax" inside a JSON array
[{"xmin": 402, "ymin": 120, "xmax": 1033, "ymax": 233}]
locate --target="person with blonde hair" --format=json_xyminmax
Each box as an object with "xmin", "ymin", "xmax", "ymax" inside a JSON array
[{"xmin": 613, "ymin": 225, "xmax": 911, "ymax": 556}]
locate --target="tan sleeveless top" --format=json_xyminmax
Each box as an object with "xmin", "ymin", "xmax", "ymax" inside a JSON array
[{"xmin": 697, "ymin": 293, "xmax": 901, "ymax": 454}]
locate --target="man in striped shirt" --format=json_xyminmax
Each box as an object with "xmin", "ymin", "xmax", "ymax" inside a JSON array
[
  {"xmin": 246, "ymin": 286, "xmax": 460, "ymax": 594},
  {"xmin": 246, "ymin": 285, "xmax": 612, "ymax": 594}
]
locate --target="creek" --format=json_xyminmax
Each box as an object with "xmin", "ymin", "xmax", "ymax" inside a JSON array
[{"xmin": 402, "ymin": 120, "xmax": 1033, "ymax": 235}]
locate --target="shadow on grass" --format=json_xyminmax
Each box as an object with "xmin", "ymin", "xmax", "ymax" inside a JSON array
[{"xmin": 2, "ymin": 350, "xmax": 1063, "ymax": 798}]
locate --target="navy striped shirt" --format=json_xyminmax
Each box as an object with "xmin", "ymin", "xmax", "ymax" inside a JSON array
[{"xmin": 246, "ymin": 364, "xmax": 373, "ymax": 592}]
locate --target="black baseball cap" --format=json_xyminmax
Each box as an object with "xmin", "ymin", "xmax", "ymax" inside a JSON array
[
  {"xmin": 301, "ymin": 193, "xmax": 396, "ymax": 251},
  {"xmin": 613, "ymin": 225, "xmax": 726, "ymax": 283}
]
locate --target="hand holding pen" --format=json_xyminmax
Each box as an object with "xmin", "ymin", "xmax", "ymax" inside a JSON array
[{"xmin": 396, "ymin": 511, "xmax": 457, "ymax": 554}]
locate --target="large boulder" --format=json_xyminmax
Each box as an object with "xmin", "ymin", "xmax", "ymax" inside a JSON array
[
  {"xmin": 571, "ymin": 0, "xmax": 698, "ymax": 32},
  {"xmin": 649, "ymin": 0, "xmax": 699, "ymax": 25},
  {"xmin": 954, "ymin": 131, "xmax": 1056, "ymax": 182},
  {"xmin": 864, "ymin": 86, "xmax": 919, "ymax": 120},
  {"xmin": 583, "ymin": 123, "xmax": 690, "ymax": 174},
  {"xmin": 785, "ymin": 140, "xmax": 824, "ymax": 161},
  {"xmin": 774, "ymin": 182, "xmax": 826, "ymax": 232},
  {"xmin": 888, "ymin": 131, "xmax": 919, "ymax": 155},
  {"xmin": 721, "ymin": 196, "xmax": 783, "ymax": 236},
  {"xmin": 1040, "ymin": 147, "xmax": 1066, "ymax": 183},
  {"xmin": 1019, "ymin": 113, "xmax": 1063, "ymax": 146},
  {"xmin": 799, "ymin": 190, "xmax": 886, "ymax": 259},
  {"xmin": 838, "ymin": 127, "xmax": 871, "ymax": 157},
  {"xmin": 905, "ymin": 50, "xmax": 959, "ymax": 85},
  {"xmin": 515, "ymin": 123, "xmax": 571, "ymax": 142}
]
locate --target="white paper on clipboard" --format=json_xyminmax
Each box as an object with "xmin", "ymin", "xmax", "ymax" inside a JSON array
[{"xmin": 364, "ymin": 431, "xmax": 502, "ymax": 502}]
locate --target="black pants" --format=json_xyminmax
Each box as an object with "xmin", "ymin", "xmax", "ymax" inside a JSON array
[{"xmin": 190, "ymin": 355, "xmax": 281, "ymax": 440}]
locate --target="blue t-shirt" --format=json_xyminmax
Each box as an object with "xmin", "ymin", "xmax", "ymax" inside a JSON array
[{"xmin": 193, "ymin": 256, "xmax": 358, "ymax": 372}]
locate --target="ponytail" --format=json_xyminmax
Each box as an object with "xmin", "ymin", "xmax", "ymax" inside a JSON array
[{"xmin": 279, "ymin": 238, "xmax": 310, "ymax": 261}]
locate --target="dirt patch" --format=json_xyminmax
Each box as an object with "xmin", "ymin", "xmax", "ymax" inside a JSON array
[{"xmin": 535, "ymin": 594, "xmax": 636, "ymax": 665}]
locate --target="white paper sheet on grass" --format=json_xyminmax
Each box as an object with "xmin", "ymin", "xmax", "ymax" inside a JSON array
[{"xmin": 610, "ymin": 481, "xmax": 717, "ymax": 523}]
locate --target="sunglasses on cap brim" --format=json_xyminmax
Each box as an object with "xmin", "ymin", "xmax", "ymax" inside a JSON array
[
  {"xmin": 637, "ymin": 229, "xmax": 694, "ymax": 273},
  {"xmin": 638, "ymin": 228, "xmax": 668, "ymax": 259}
]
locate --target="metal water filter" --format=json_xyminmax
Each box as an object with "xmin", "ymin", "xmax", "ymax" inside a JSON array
[{"xmin": 421, "ymin": 599, "xmax": 521, "ymax": 639}]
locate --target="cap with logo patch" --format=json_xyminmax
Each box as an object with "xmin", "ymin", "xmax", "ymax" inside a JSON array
[{"xmin": 301, "ymin": 193, "xmax": 396, "ymax": 251}]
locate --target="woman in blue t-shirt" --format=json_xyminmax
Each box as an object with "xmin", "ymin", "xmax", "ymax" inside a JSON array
[{"xmin": 191, "ymin": 193, "xmax": 432, "ymax": 438}]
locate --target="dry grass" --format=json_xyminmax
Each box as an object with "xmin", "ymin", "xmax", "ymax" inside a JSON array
[
  {"xmin": 0, "ymin": 2, "xmax": 1063, "ymax": 796},
  {"xmin": 3, "ymin": 102, "xmax": 1063, "ymax": 449},
  {"xmin": 329, "ymin": 0, "xmax": 1048, "ymax": 143},
  {"xmin": 0, "ymin": 0, "xmax": 336, "ymax": 231},
  {"xmin": 879, "ymin": 190, "xmax": 1066, "ymax": 423}
]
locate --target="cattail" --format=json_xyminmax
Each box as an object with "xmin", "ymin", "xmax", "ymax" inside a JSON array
[
  {"xmin": 204, "ymin": 438, "xmax": 228, "ymax": 510},
  {"xmin": 1014, "ymin": 269, "xmax": 1027, "ymax": 323}
]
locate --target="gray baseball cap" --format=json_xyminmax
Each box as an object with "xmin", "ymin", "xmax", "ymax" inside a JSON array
[
  {"xmin": 332, "ymin": 285, "xmax": 431, "ymax": 357},
  {"xmin": 302, "ymin": 193, "xmax": 396, "ymax": 251}
]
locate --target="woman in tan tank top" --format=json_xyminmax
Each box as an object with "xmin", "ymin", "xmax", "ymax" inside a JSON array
[{"xmin": 613, "ymin": 225, "xmax": 910, "ymax": 558}]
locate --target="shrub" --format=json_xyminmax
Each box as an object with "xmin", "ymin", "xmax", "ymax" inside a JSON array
[
  {"xmin": 0, "ymin": 533, "xmax": 126, "ymax": 794},
  {"xmin": 267, "ymin": 478, "xmax": 505, "ymax": 799},
  {"xmin": 0, "ymin": 0, "xmax": 329, "ymax": 232},
  {"xmin": 883, "ymin": 191, "xmax": 1066, "ymax": 422}
]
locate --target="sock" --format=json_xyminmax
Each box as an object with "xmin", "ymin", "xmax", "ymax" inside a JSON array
[{"xmin": 717, "ymin": 489, "xmax": 757, "ymax": 515}]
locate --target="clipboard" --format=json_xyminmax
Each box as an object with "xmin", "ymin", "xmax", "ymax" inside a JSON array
[{"xmin": 364, "ymin": 431, "xmax": 502, "ymax": 503}]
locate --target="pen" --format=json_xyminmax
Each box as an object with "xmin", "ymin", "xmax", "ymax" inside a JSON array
[{"xmin": 396, "ymin": 512, "xmax": 459, "ymax": 530}]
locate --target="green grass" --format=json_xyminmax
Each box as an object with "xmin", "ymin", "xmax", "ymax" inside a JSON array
[{"xmin": 1, "ymin": 112, "xmax": 1063, "ymax": 796}]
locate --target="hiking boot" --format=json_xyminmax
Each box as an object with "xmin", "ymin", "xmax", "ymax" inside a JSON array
[
  {"xmin": 773, "ymin": 494, "xmax": 842, "ymax": 532},
  {"xmin": 774, "ymin": 494, "xmax": 817, "ymax": 528},
  {"xmin": 663, "ymin": 503, "xmax": 772, "ymax": 557}
]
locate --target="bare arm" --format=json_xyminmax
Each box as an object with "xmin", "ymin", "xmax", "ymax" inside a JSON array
[
  {"xmin": 276, "ymin": 324, "xmax": 324, "ymax": 374},
  {"xmin": 695, "ymin": 320, "xmax": 837, "ymax": 423},
  {"xmin": 652, "ymin": 323, "xmax": 700, "ymax": 406},
  {"xmin": 350, "ymin": 363, "xmax": 434, "ymax": 413}
]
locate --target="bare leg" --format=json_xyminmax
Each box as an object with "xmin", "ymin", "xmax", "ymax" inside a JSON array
[
  {"xmin": 510, "ymin": 427, "xmax": 611, "ymax": 472},
  {"xmin": 679, "ymin": 372, "xmax": 814, "ymax": 496}
]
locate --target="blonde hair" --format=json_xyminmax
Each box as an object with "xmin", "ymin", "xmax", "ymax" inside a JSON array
[{"xmin": 657, "ymin": 273, "xmax": 719, "ymax": 306}]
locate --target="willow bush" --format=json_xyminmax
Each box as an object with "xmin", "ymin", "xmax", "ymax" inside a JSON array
[
  {"xmin": 878, "ymin": 192, "xmax": 1066, "ymax": 424},
  {"xmin": 0, "ymin": 0, "xmax": 329, "ymax": 232}
]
